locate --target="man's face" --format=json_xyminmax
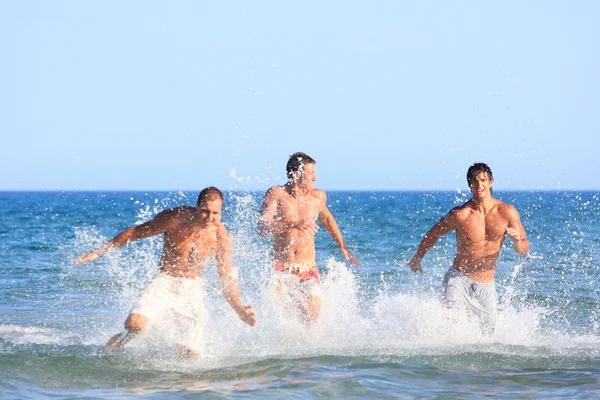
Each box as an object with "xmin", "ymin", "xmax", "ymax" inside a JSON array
[
  {"xmin": 197, "ymin": 199, "xmax": 223, "ymax": 226},
  {"xmin": 469, "ymin": 172, "xmax": 493, "ymax": 199},
  {"xmin": 295, "ymin": 162, "xmax": 317, "ymax": 190}
]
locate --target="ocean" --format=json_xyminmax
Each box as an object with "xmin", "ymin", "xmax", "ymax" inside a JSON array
[{"xmin": 1, "ymin": 190, "xmax": 599, "ymax": 399}]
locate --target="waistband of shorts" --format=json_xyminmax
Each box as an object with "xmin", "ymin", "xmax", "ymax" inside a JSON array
[
  {"xmin": 446, "ymin": 268, "xmax": 495, "ymax": 286},
  {"xmin": 158, "ymin": 272, "xmax": 200, "ymax": 282},
  {"xmin": 273, "ymin": 260, "xmax": 319, "ymax": 282},
  {"xmin": 273, "ymin": 260, "xmax": 315, "ymax": 273}
]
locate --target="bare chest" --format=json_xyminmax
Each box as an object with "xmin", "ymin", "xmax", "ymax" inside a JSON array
[
  {"xmin": 456, "ymin": 211, "xmax": 507, "ymax": 244},
  {"xmin": 277, "ymin": 194, "xmax": 320, "ymax": 221},
  {"xmin": 164, "ymin": 226, "xmax": 218, "ymax": 259}
]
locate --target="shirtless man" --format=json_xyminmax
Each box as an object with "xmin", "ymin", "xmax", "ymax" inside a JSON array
[
  {"xmin": 258, "ymin": 152, "xmax": 360, "ymax": 325},
  {"xmin": 408, "ymin": 163, "xmax": 529, "ymax": 334},
  {"xmin": 74, "ymin": 187, "xmax": 256, "ymax": 360}
]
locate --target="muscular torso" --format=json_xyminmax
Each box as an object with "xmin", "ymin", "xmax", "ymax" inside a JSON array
[
  {"xmin": 451, "ymin": 200, "xmax": 509, "ymax": 282},
  {"xmin": 158, "ymin": 207, "xmax": 221, "ymax": 279},
  {"xmin": 270, "ymin": 187, "xmax": 323, "ymax": 263}
]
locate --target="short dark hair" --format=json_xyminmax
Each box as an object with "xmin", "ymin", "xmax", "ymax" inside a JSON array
[
  {"xmin": 467, "ymin": 162, "xmax": 494, "ymax": 184},
  {"xmin": 286, "ymin": 152, "xmax": 316, "ymax": 179},
  {"xmin": 196, "ymin": 187, "xmax": 224, "ymax": 206}
]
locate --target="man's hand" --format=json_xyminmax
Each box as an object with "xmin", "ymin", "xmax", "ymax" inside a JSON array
[
  {"xmin": 506, "ymin": 226, "xmax": 522, "ymax": 242},
  {"xmin": 407, "ymin": 257, "xmax": 423, "ymax": 274},
  {"xmin": 73, "ymin": 251, "xmax": 100, "ymax": 267},
  {"xmin": 341, "ymin": 247, "xmax": 360, "ymax": 268},
  {"xmin": 238, "ymin": 304, "xmax": 257, "ymax": 327},
  {"xmin": 294, "ymin": 219, "xmax": 319, "ymax": 237}
]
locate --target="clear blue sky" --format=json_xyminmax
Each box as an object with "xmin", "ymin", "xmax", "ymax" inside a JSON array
[{"xmin": 1, "ymin": 1, "xmax": 598, "ymax": 191}]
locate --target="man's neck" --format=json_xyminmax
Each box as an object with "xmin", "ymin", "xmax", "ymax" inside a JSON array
[
  {"xmin": 191, "ymin": 214, "xmax": 210, "ymax": 230},
  {"xmin": 471, "ymin": 195, "xmax": 497, "ymax": 214},
  {"xmin": 284, "ymin": 181, "xmax": 309, "ymax": 197}
]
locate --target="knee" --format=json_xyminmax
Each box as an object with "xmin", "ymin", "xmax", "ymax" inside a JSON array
[
  {"xmin": 179, "ymin": 346, "xmax": 198, "ymax": 362},
  {"xmin": 310, "ymin": 296, "xmax": 321, "ymax": 310},
  {"xmin": 309, "ymin": 296, "xmax": 321, "ymax": 317},
  {"xmin": 125, "ymin": 313, "xmax": 149, "ymax": 333}
]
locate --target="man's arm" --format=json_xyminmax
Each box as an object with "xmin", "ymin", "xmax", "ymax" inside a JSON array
[
  {"xmin": 73, "ymin": 209, "xmax": 176, "ymax": 266},
  {"xmin": 257, "ymin": 187, "xmax": 318, "ymax": 237},
  {"xmin": 215, "ymin": 226, "xmax": 257, "ymax": 327},
  {"xmin": 505, "ymin": 205, "xmax": 530, "ymax": 254},
  {"xmin": 317, "ymin": 192, "xmax": 360, "ymax": 267},
  {"xmin": 407, "ymin": 212, "xmax": 456, "ymax": 274}
]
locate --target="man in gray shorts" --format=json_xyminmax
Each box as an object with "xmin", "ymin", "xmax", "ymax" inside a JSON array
[
  {"xmin": 442, "ymin": 268, "xmax": 498, "ymax": 333},
  {"xmin": 408, "ymin": 163, "xmax": 530, "ymax": 334}
]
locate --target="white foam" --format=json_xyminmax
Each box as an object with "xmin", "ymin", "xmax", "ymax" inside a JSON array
[
  {"xmin": 64, "ymin": 194, "xmax": 600, "ymax": 368},
  {"xmin": 0, "ymin": 325, "xmax": 77, "ymax": 346}
]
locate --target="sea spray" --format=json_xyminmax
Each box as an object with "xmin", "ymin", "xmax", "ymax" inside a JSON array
[
  {"xmin": 65, "ymin": 193, "xmax": 564, "ymax": 369},
  {"xmin": 4, "ymin": 191, "xmax": 600, "ymax": 397}
]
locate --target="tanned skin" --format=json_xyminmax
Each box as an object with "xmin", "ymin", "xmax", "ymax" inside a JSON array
[
  {"xmin": 74, "ymin": 198, "xmax": 256, "ymax": 360},
  {"xmin": 258, "ymin": 162, "xmax": 360, "ymax": 324},
  {"xmin": 408, "ymin": 171, "xmax": 529, "ymax": 283}
]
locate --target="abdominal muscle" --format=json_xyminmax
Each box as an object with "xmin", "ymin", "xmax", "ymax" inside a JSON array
[
  {"xmin": 272, "ymin": 229, "xmax": 316, "ymax": 264},
  {"xmin": 452, "ymin": 242, "xmax": 502, "ymax": 283},
  {"xmin": 158, "ymin": 247, "xmax": 209, "ymax": 279}
]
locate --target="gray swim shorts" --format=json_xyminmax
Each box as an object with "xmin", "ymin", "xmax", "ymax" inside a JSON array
[{"xmin": 442, "ymin": 268, "xmax": 497, "ymax": 333}]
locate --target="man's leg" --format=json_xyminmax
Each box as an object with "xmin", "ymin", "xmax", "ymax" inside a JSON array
[
  {"xmin": 441, "ymin": 269, "xmax": 471, "ymax": 324},
  {"xmin": 473, "ymin": 284, "xmax": 498, "ymax": 335},
  {"xmin": 296, "ymin": 293, "xmax": 321, "ymax": 326},
  {"xmin": 298, "ymin": 278, "xmax": 322, "ymax": 326},
  {"xmin": 177, "ymin": 345, "xmax": 198, "ymax": 362},
  {"xmin": 306, "ymin": 294, "xmax": 321, "ymax": 325},
  {"xmin": 301, "ymin": 267, "xmax": 322, "ymax": 326},
  {"xmin": 105, "ymin": 313, "xmax": 149, "ymax": 354},
  {"xmin": 171, "ymin": 279, "xmax": 207, "ymax": 362}
]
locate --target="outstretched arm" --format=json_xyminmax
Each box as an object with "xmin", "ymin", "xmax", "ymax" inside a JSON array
[
  {"xmin": 73, "ymin": 209, "xmax": 176, "ymax": 266},
  {"xmin": 215, "ymin": 227, "xmax": 257, "ymax": 327},
  {"xmin": 408, "ymin": 212, "xmax": 456, "ymax": 274},
  {"xmin": 318, "ymin": 195, "xmax": 360, "ymax": 267},
  {"xmin": 257, "ymin": 187, "xmax": 318, "ymax": 237},
  {"xmin": 505, "ymin": 205, "xmax": 530, "ymax": 254}
]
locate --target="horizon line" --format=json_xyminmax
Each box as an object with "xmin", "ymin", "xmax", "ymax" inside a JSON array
[{"xmin": 1, "ymin": 188, "xmax": 599, "ymax": 193}]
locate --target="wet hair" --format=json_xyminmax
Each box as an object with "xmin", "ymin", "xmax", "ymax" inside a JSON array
[
  {"xmin": 467, "ymin": 162, "xmax": 494, "ymax": 185},
  {"xmin": 196, "ymin": 187, "xmax": 224, "ymax": 206},
  {"xmin": 286, "ymin": 152, "xmax": 316, "ymax": 179}
]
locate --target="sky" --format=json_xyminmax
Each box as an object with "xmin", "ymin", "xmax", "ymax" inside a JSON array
[{"xmin": 1, "ymin": 1, "xmax": 598, "ymax": 192}]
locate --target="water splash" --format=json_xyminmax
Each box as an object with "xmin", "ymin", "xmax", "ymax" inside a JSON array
[
  {"xmin": 51, "ymin": 192, "xmax": 600, "ymax": 371},
  {"xmin": 502, "ymin": 252, "xmax": 545, "ymax": 308}
]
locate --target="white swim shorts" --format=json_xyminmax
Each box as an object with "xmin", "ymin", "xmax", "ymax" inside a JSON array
[{"xmin": 130, "ymin": 273, "xmax": 208, "ymax": 352}]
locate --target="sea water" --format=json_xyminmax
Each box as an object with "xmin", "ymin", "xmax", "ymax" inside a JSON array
[{"xmin": 1, "ymin": 190, "xmax": 599, "ymax": 398}]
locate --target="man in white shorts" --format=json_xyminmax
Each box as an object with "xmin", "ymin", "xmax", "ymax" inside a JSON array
[
  {"xmin": 408, "ymin": 163, "xmax": 530, "ymax": 334},
  {"xmin": 74, "ymin": 187, "xmax": 257, "ymax": 360},
  {"xmin": 128, "ymin": 272, "xmax": 209, "ymax": 356}
]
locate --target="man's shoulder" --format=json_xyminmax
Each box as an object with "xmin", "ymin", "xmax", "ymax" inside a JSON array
[
  {"xmin": 309, "ymin": 188, "xmax": 326, "ymax": 201},
  {"xmin": 266, "ymin": 185, "xmax": 287, "ymax": 197},
  {"xmin": 157, "ymin": 206, "xmax": 194, "ymax": 224},
  {"xmin": 495, "ymin": 201, "xmax": 519, "ymax": 216},
  {"xmin": 214, "ymin": 222, "xmax": 232, "ymax": 248},
  {"xmin": 449, "ymin": 202, "xmax": 471, "ymax": 215},
  {"xmin": 215, "ymin": 221, "xmax": 230, "ymax": 234},
  {"xmin": 162, "ymin": 205, "xmax": 195, "ymax": 216},
  {"xmin": 447, "ymin": 202, "xmax": 479, "ymax": 223}
]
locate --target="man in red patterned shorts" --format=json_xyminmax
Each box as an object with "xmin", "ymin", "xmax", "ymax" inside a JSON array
[{"xmin": 258, "ymin": 152, "xmax": 360, "ymax": 325}]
